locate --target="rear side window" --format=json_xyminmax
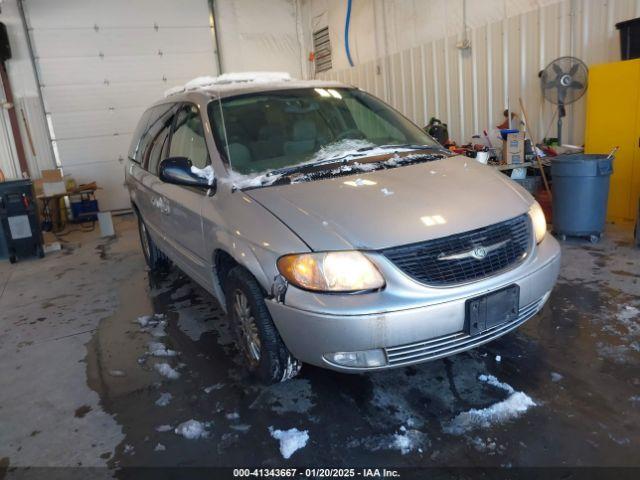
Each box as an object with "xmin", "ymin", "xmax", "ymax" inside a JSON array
[
  {"xmin": 141, "ymin": 104, "xmax": 176, "ymax": 174},
  {"xmin": 128, "ymin": 109, "xmax": 152, "ymax": 163},
  {"xmin": 170, "ymin": 104, "xmax": 209, "ymax": 169}
]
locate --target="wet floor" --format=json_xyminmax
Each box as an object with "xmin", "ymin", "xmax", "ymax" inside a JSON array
[{"xmin": 1, "ymin": 217, "xmax": 639, "ymax": 475}]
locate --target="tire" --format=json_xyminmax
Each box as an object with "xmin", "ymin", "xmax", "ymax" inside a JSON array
[
  {"xmin": 137, "ymin": 214, "xmax": 167, "ymax": 271},
  {"xmin": 9, "ymin": 254, "xmax": 16, "ymax": 264},
  {"xmin": 36, "ymin": 244, "xmax": 45, "ymax": 258},
  {"xmin": 224, "ymin": 266, "xmax": 301, "ymax": 384}
]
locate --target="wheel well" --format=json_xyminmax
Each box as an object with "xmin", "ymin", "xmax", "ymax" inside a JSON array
[
  {"xmin": 213, "ymin": 250, "xmax": 268, "ymax": 301},
  {"xmin": 214, "ymin": 250, "xmax": 239, "ymax": 289}
]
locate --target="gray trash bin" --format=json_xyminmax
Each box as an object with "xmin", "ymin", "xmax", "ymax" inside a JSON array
[{"xmin": 551, "ymin": 154, "xmax": 613, "ymax": 242}]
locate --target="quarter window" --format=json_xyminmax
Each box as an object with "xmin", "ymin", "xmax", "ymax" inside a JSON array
[
  {"xmin": 170, "ymin": 105, "xmax": 209, "ymax": 169},
  {"xmin": 146, "ymin": 126, "xmax": 170, "ymax": 176},
  {"xmin": 128, "ymin": 109, "xmax": 152, "ymax": 163},
  {"xmin": 141, "ymin": 103, "xmax": 176, "ymax": 174}
]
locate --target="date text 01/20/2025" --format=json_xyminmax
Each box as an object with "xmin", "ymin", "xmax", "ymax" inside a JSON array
[{"xmin": 232, "ymin": 468, "xmax": 400, "ymax": 478}]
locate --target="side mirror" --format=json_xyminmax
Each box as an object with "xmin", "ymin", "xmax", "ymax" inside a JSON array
[{"xmin": 159, "ymin": 157, "xmax": 214, "ymax": 191}]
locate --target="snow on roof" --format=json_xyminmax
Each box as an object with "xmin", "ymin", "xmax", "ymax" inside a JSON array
[
  {"xmin": 164, "ymin": 72, "xmax": 293, "ymax": 97},
  {"xmin": 217, "ymin": 71, "xmax": 292, "ymax": 84}
]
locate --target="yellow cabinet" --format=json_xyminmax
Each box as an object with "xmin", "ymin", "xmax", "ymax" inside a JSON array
[{"xmin": 584, "ymin": 59, "xmax": 640, "ymax": 222}]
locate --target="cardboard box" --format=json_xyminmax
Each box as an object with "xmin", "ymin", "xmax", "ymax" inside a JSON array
[
  {"xmin": 502, "ymin": 132, "xmax": 525, "ymax": 164},
  {"xmin": 43, "ymin": 181, "xmax": 66, "ymax": 196},
  {"xmin": 41, "ymin": 169, "xmax": 63, "ymax": 182},
  {"xmin": 39, "ymin": 168, "xmax": 67, "ymax": 197}
]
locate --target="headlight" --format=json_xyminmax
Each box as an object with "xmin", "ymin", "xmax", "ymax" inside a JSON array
[
  {"xmin": 277, "ymin": 251, "xmax": 385, "ymax": 293},
  {"xmin": 528, "ymin": 201, "xmax": 547, "ymax": 244}
]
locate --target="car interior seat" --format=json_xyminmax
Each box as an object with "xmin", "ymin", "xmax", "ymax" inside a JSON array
[{"xmin": 284, "ymin": 118, "xmax": 317, "ymax": 156}]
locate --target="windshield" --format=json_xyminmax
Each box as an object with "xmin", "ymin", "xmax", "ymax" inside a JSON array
[{"xmin": 208, "ymin": 88, "xmax": 439, "ymax": 175}]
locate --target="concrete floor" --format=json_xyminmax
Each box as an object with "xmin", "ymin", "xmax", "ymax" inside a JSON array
[{"xmin": 0, "ymin": 215, "xmax": 639, "ymax": 475}]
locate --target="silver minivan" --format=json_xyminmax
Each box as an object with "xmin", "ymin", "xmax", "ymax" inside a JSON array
[{"xmin": 125, "ymin": 74, "xmax": 561, "ymax": 384}]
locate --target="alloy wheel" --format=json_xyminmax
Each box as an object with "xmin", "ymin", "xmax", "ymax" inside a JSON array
[{"xmin": 233, "ymin": 289, "xmax": 261, "ymax": 366}]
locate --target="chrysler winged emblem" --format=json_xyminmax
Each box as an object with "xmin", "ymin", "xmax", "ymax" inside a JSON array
[
  {"xmin": 437, "ymin": 240, "xmax": 508, "ymax": 261},
  {"xmin": 471, "ymin": 246, "xmax": 487, "ymax": 259}
]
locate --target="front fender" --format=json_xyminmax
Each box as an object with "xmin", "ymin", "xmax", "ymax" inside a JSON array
[{"xmin": 202, "ymin": 187, "xmax": 310, "ymax": 307}]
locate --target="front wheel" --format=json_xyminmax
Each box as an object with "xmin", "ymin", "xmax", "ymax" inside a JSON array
[{"xmin": 224, "ymin": 266, "xmax": 301, "ymax": 384}]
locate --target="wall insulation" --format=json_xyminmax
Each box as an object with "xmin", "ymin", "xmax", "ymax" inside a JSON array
[{"xmin": 316, "ymin": 0, "xmax": 640, "ymax": 147}]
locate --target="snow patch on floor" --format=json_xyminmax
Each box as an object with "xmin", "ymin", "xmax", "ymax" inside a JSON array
[
  {"xmin": 148, "ymin": 342, "xmax": 178, "ymax": 357},
  {"xmin": 136, "ymin": 313, "xmax": 165, "ymax": 327},
  {"xmin": 478, "ymin": 374, "xmax": 514, "ymax": 393},
  {"xmin": 155, "ymin": 424, "xmax": 173, "ymax": 432},
  {"xmin": 268, "ymin": 427, "xmax": 309, "ymax": 459},
  {"xmin": 155, "ymin": 392, "xmax": 172, "ymax": 407},
  {"xmin": 154, "ymin": 443, "xmax": 166, "ymax": 452},
  {"xmin": 597, "ymin": 342, "xmax": 639, "ymax": 364},
  {"xmin": 469, "ymin": 436, "xmax": 505, "ymax": 455},
  {"xmin": 391, "ymin": 426, "xmax": 426, "ymax": 455},
  {"xmin": 175, "ymin": 420, "xmax": 210, "ymax": 439},
  {"xmin": 550, "ymin": 372, "xmax": 563, "ymax": 382},
  {"xmin": 347, "ymin": 427, "xmax": 428, "ymax": 455},
  {"xmin": 204, "ymin": 383, "xmax": 224, "ymax": 394},
  {"xmin": 154, "ymin": 363, "xmax": 180, "ymax": 380},
  {"xmin": 444, "ymin": 374, "xmax": 537, "ymax": 435}
]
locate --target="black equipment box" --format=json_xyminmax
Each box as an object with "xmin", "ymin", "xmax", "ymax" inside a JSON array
[{"xmin": 0, "ymin": 180, "xmax": 44, "ymax": 263}]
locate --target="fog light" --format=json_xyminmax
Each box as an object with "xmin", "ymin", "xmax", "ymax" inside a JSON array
[{"xmin": 324, "ymin": 349, "xmax": 387, "ymax": 368}]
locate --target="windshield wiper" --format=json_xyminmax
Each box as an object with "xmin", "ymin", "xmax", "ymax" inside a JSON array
[
  {"xmin": 378, "ymin": 143, "xmax": 448, "ymax": 152},
  {"xmin": 354, "ymin": 143, "xmax": 415, "ymax": 151},
  {"xmin": 267, "ymin": 154, "xmax": 365, "ymax": 177},
  {"xmin": 266, "ymin": 144, "xmax": 447, "ymax": 178}
]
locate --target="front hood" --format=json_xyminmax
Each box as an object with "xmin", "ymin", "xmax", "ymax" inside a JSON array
[{"xmin": 247, "ymin": 156, "xmax": 533, "ymax": 251}]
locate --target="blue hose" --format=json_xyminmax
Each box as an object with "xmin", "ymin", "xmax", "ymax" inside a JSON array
[{"xmin": 344, "ymin": 0, "xmax": 355, "ymax": 67}]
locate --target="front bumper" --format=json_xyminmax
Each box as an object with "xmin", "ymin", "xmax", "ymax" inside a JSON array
[{"xmin": 266, "ymin": 235, "xmax": 561, "ymax": 372}]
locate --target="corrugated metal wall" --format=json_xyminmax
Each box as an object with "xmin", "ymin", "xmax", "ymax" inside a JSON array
[{"xmin": 318, "ymin": 0, "xmax": 640, "ymax": 146}]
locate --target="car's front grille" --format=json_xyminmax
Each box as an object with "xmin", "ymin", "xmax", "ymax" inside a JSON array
[
  {"xmin": 384, "ymin": 296, "xmax": 544, "ymax": 366},
  {"xmin": 381, "ymin": 214, "xmax": 531, "ymax": 286}
]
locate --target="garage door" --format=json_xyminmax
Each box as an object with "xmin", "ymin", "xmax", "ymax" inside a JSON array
[{"xmin": 23, "ymin": 0, "xmax": 218, "ymax": 211}]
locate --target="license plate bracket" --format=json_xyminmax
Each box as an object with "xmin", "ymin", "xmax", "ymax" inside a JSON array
[{"xmin": 466, "ymin": 285, "xmax": 520, "ymax": 336}]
